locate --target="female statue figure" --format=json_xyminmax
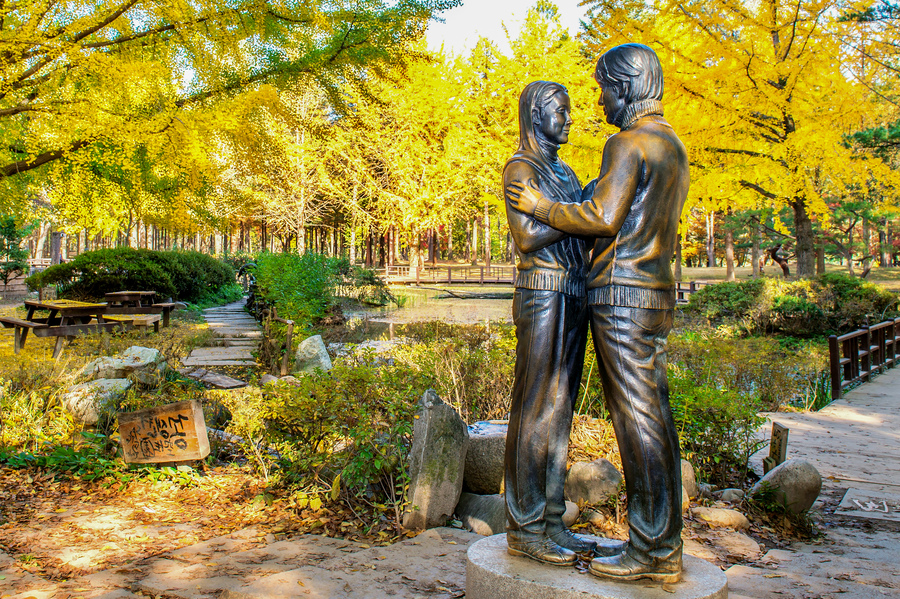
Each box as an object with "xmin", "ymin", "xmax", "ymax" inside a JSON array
[{"xmin": 502, "ymin": 81, "xmax": 600, "ymax": 566}]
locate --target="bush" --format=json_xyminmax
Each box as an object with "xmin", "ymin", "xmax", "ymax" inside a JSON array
[
  {"xmin": 668, "ymin": 367, "xmax": 767, "ymax": 487},
  {"xmin": 25, "ymin": 248, "xmax": 236, "ymax": 304},
  {"xmin": 686, "ymin": 273, "xmax": 898, "ymax": 335}
]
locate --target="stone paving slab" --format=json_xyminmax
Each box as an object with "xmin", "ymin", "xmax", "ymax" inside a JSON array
[
  {"xmin": 182, "ymin": 358, "xmax": 256, "ymax": 367},
  {"xmin": 219, "ymin": 527, "xmax": 478, "ymax": 599},
  {"xmin": 212, "ymin": 329, "xmax": 262, "ymax": 338},
  {"xmin": 189, "ymin": 348, "xmax": 255, "ymax": 359},
  {"xmin": 178, "ymin": 368, "xmax": 248, "ymax": 389}
]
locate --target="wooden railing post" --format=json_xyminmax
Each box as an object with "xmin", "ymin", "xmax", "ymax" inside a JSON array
[{"xmin": 828, "ymin": 335, "xmax": 842, "ymax": 401}]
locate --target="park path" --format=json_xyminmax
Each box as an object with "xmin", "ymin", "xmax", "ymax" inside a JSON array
[
  {"xmin": 725, "ymin": 368, "xmax": 900, "ymax": 598},
  {"xmin": 177, "ymin": 299, "xmax": 261, "ymax": 389}
]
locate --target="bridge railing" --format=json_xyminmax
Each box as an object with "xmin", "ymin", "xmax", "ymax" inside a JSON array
[
  {"xmin": 379, "ymin": 265, "xmax": 516, "ymax": 285},
  {"xmin": 829, "ymin": 318, "xmax": 900, "ymax": 400}
]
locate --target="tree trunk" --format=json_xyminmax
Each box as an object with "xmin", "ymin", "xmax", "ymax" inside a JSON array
[
  {"xmin": 725, "ymin": 225, "xmax": 735, "ymax": 281},
  {"xmin": 473, "ymin": 218, "xmax": 481, "ymax": 265},
  {"xmin": 879, "ymin": 219, "xmax": 888, "ymax": 267},
  {"xmin": 674, "ymin": 233, "xmax": 682, "ymax": 281},
  {"xmin": 50, "ymin": 231, "xmax": 64, "ymax": 265},
  {"xmin": 768, "ymin": 245, "xmax": 790, "ymax": 276},
  {"xmin": 447, "ymin": 223, "xmax": 454, "ymax": 260},
  {"xmin": 349, "ymin": 226, "xmax": 356, "ymax": 265},
  {"xmin": 751, "ymin": 219, "xmax": 761, "ymax": 277},
  {"xmin": 484, "ymin": 201, "xmax": 491, "ymax": 269},
  {"xmin": 791, "ymin": 197, "xmax": 815, "ymax": 278},
  {"xmin": 863, "ymin": 216, "xmax": 871, "ymax": 273},
  {"xmin": 705, "ymin": 211, "xmax": 715, "ymax": 267}
]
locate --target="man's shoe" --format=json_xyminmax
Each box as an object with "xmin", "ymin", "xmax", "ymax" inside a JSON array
[
  {"xmin": 507, "ymin": 535, "xmax": 577, "ymax": 566},
  {"xmin": 547, "ymin": 528, "xmax": 598, "ymax": 554},
  {"xmin": 591, "ymin": 538, "xmax": 628, "ymax": 558},
  {"xmin": 588, "ymin": 551, "xmax": 682, "ymax": 583}
]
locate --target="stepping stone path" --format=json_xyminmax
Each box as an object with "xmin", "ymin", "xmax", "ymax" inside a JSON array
[{"xmin": 179, "ymin": 299, "xmax": 261, "ymax": 389}]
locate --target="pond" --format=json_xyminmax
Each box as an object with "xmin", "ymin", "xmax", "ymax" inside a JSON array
[{"xmin": 341, "ymin": 285, "xmax": 514, "ymax": 341}]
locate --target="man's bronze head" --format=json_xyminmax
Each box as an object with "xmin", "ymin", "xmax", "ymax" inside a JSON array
[{"xmin": 594, "ymin": 43, "xmax": 664, "ymax": 106}]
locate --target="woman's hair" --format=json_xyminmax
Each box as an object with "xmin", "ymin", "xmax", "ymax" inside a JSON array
[
  {"xmin": 517, "ymin": 81, "xmax": 568, "ymax": 153},
  {"xmin": 594, "ymin": 43, "xmax": 663, "ymax": 103}
]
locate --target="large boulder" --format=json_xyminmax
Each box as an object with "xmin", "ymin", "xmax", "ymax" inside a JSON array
[
  {"xmin": 62, "ymin": 379, "xmax": 133, "ymax": 425},
  {"xmin": 84, "ymin": 346, "xmax": 167, "ymax": 385},
  {"xmin": 681, "ymin": 459, "xmax": 698, "ymax": 498},
  {"xmin": 293, "ymin": 335, "xmax": 332, "ymax": 374},
  {"xmin": 455, "ymin": 493, "xmax": 579, "ymax": 537},
  {"xmin": 750, "ymin": 458, "xmax": 822, "ymax": 514},
  {"xmin": 456, "ymin": 493, "xmax": 506, "ymax": 536},
  {"xmin": 403, "ymin": 389, "xmax": 468, "ymax": 530},
  {"xmin": 464, "ymin": 421, "xmax": 507, "ymax": 495},
  {"xmin": 564, "ymin": 459, "xmax": 622, "ymax": 505}
]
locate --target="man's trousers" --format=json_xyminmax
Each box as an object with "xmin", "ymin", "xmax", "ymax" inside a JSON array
[{"xmin": 589, "ymin": 304, "xmax": 682, "ymax": 562}]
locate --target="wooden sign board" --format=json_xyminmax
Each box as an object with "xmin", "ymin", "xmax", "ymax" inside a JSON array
[
  {"xmin": 118, "ymin": 400, "xmax": 210, "ymax": 464},
  {"xmin": 763, "ymin": 422, "xmax": 789, "ymax": 474}
]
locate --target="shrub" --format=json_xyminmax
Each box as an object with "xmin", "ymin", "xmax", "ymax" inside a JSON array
[
  {"xmin": 668, "ymin": 367, "xmax": 767, "ymax": 487},
  {"xmin": 25, "ymin": 248, "xmax": 236, "ymax": 304},
  {"xmin": 685, "ymin": 273, "xmax": 898, "ymax": 335}
]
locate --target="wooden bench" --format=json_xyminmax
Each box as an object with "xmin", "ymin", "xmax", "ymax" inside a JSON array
[
  {"xmin": 0, "ymin": 317, "xmax": 49, "ymax": 353},
  {"xmin": 103, "ymin": 314, "xmax": 162, "ymax": 334}
]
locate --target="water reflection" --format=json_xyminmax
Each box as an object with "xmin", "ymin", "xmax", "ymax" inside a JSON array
[{"xmin": 342, "ymin": 285, "xmax": 514, "ymax": 342}]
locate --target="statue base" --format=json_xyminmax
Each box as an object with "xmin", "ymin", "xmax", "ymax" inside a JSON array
[{"xmin": 466, "ymin": 534, "xmax": 728, "ymax": 599}]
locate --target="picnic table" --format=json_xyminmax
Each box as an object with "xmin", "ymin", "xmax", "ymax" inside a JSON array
[
  {"xmin": 104, "ymin": 291, "xmax": 179, "ymax": 328},
  {"xmin": 0, "ymin": 299, "xmax": 124, "ymax": 358}
]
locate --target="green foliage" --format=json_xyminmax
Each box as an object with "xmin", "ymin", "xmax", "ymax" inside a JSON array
[
  {"xmin": 219, "ymin": 355, "xmax": 423, "ymax": 515},
  {"xmin": 0, "ymin": 432, "xmax": 122, "ymax": 481},
  {"xmin": 668, "ymin": 367, "xmax": 767, "ymax": 488},
  {"xmin": 686, "ymin": 273, "xmax": 898, "ymax": 335},
  {"xmin": 25, "ymin": 248, "xmax": 236, "ymax": 304},
  {"xmin": 0, "ymin": 215, "xmax": 33, "ymax": 286}
]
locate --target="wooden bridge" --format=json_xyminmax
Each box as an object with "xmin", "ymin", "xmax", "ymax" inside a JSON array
[{"xmin": 377, "ymin": 265, "xmax": 517, "ymax": 285}]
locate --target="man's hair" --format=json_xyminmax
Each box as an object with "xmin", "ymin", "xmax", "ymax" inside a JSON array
[{"xmin": 594, "ymin": 43, "xmax": 663, "ymax": 103}]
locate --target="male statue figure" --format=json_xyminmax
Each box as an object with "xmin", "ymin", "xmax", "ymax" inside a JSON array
[{"xmin": 508, "ymin": 43, "xmax": 690, "ymax": 583}]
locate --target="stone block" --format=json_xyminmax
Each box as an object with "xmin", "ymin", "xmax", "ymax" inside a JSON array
[
  {"xmin": 565, "ymin": 459, "xmax": 622, "ymax": 505},
  {"xmin": 84, "ymin": 346, "xmax": 167, "ymax": 386},
  {"xmin": 464, "ymin": 421, "xmax": 507, "ymax": 494},
  {"xmin": 403, "ymin": 389, "xmax": 468, "ymax": 530},
  {"xmin": 750, "ymin": 458, "xmax": 821, "ymax": 514},
  {"xmin": 293, "ymin": 334, "xmax": 332, "ymax": 374},
  {"xmin": 62, "ymin": 379, "xmax": 133, "ymax": 424},
  {"xmin": 681, "ymin": 459, "xmax": 698, "ymax": 498},
  {"xmin": 456, "ymin": 492, "xmax": 506, "ymax": 536}
]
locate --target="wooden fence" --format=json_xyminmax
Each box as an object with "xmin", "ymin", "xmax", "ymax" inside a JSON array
[{"xmin": 829, "ymin": 318, "xmax": 900, "ymax": 400}]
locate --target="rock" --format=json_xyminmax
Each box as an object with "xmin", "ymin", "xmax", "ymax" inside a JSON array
[
  {"xmin": 719, "ymin": 488, "xmax": 745, "ymax": 502},
  {"xmin": 750, "ymin": 458, "xmax": 822, "ymax": 514},
  {"xmin": 62, "ymin": 379, "xmax": 133, "ymax": 425},
  {"xmin": 293, "ymin": 335, "xmax": 332, "ymax": 374},
  {"xmin": 683, "ymin": 485, "xmax": 690, "ymax": 512},
  {"xmin": 584, "ymin": 508, "xmax": 607, "ymax": 526},
  {"xmin": 698, "ymin": 482, "xmax": 715, "ymax": 499},
  {"xmin": 279, "ymin": 375, "xmax": 300, "ymax": 385},
  {"xmin": 692, "ymin": 506, "xmax": 751, "ymax": 530},
  {"xmin": 84, "ymin": 346, "xmax": 167, "ymax": 385},
  {"xmin": 456, "ymin": 493, "xmax": 506, "ymax": 536},
  {"xmin": 564, "ymin": 459, "xmax": 622, "ymax": 505},
  {"xmin": 260, "ymin": 374, "xmax": 278, "ymax": 385},
  {"xmin": 681, "ymin": 459, "xmax": 698, "ymax": 498},
  {"xmin": 464, "ymin": 421, "xmax": 507, "ymax": 495},
  {"xmin": 714, "ymin": 530, "xmax": 761, "ymax": 560},
  {"xmin": 403, "ymin": 389, "xmax": 468, "ymax": 530},
  {"xmin": 562, "ymin": 501, "xmax": 579, "ymax": 527}
]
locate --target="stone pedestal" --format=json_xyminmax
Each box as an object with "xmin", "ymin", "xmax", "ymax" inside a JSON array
[{"xmin": 467, "ymin": 534, "xmax": 728, "ymax": 599}]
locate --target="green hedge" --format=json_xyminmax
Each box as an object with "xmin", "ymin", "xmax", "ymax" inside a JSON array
[
  {"xmin": 685, "ymin": 273, "xmax": 898, "ymax": 335},
  {"xmin": 26, "ymin": 248, "xmax": 237, "ymax": 304}
]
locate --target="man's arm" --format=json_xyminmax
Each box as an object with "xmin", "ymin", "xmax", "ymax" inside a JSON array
[
  {"xmin": 504, "ymin": 161, "xmax": 568, "ymax": 253},
  {"xmin": 507, "ymin": 135, "xmax": 641, "ymax": 237}
]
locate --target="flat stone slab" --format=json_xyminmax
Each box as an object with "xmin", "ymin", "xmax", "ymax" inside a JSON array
[
  {"xmin": 467, "ymin": 535, "xmax": 727, "ymax": 599},
  {"xmin": 182, "ymin": 358, "xmax": 256, "ymax": 367},
  {"xmin": 725, "ymin": 564, "xmax": 900, "ymax": 599},
  {"xmin": 212, "ymin": 329, "xmax": 262, "ymax": 338},
  {"xmin": 179, "ymin": 368, "xmax": 247, "ymax": 389},
  {"xmin": 189, "ymin": 348, "xmax": 255, "ymax": 359},
  {"xmin": 836, "ymin": 488, "xmax": 900, "ymax": 522}
]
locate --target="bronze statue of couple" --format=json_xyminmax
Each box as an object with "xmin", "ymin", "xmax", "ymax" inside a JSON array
[{"xmin": 503, "ymin": 43, "xmax": 690, "ymax": 583}]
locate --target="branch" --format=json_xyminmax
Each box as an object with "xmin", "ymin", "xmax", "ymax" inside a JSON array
[
  {"xmin": 739, "ymin": 179, "xmax": 779, "ymax": 200},
  {"xmin": 0, "ymin": 140, "xmax": 90, "ymax": 177}
]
